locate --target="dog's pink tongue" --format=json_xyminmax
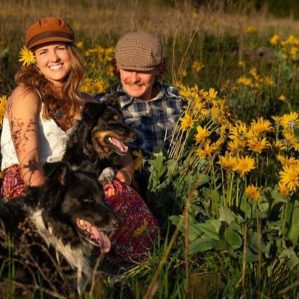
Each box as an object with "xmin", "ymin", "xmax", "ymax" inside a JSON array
[
  {"xmin": 90, "ymin": 226, "xmax": 111, "ymax": 253},
  {"xmin": 77, "ymin": 219, "xmax": 111, "ymax": 253},
  {"xmin": 109, "ymin": 137, "xmax": 128, "ymax": 153}
]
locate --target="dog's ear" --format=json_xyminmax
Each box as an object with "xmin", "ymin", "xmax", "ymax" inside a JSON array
[
  {"xmin": 99, "ymin": 92, "xmax": 121, "ymax": 108},
  {"xmin": 43, "ymin": 162, "xmax": 70, "ymax": 185},
  {"xmin": 82, "ymin": 102, "xmax": 105, "ymax": 123}
]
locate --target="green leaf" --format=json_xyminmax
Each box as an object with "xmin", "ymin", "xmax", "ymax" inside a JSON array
[
  {"xmin": 246, "ymin": 246, "xmax": 259, "ymax": 263},
  {"xmin": 247, "ymin": 230, "xmax": 265, "ymax": 254},
  {"xmin": 224, "ymin": 227, "xmax": 242, "ymax": 250},
  {"xmin": 270, "ymin": 186, "xmax": 287, "ymax": 204},
  {"xmin": 288, "ymin": 201, "xmax": 299, "ymax": 245},
  {"xmin": 189, "ymin": 238, "xmax": 216, "ymax": 254},
  {"xmin": 197, "ymin": 220, "xmax": 220, "ymax": 240},
  {"xmin": 219, "ymin": 206, "xmax": 236, "ymax": 225},
  {"xmin": 169, "ymin": 215, "xmax": 203, "ymax": 241}
]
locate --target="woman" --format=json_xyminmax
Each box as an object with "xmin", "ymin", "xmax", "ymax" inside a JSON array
[
  {"xmin": 1, "ymin": 17, "xmax": 159, "ymax": 262},
  {"xmin": 1, "ymin": 17, "xmax": 89, "ymax": 199}
]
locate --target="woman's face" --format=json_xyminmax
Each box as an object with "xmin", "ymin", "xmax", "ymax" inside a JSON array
[{"xmin": 35, "ymin": 43, "xmax": 72, "ymax": 86}]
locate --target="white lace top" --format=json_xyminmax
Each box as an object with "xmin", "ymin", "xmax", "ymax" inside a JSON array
[{"xmin": 1, "ymin": 105, "xmax": 76, "ymax": 170}]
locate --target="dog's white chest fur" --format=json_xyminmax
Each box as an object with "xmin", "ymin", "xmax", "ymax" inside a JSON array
[{"xmin": 30, "ymin": 209, "xmax": 90, "ymax": 274}]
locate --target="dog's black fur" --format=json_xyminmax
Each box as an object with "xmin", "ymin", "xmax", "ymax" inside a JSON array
[
  {"xmin": 63, "ymin": 93, "xmax": 136, "ymax": 183},
  {"xmin": 0, "ymin": 161, "xmax": 118, "ymax": 296}
]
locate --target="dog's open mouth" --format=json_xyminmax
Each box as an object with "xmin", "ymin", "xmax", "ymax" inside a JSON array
[
  {"xmin": 76, "ymin": 218, "xmax": 111, "ymax": 253},
  {"xmin": 105, "ymin": 136, "xmax": 128, "ymax": 155}
]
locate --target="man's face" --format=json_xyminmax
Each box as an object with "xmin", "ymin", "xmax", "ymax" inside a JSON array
[{"xmin": 119, "ymin": 68, "xmax": 160, "ymax": 101}]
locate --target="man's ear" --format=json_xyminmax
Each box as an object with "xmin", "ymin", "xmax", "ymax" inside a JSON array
[{"xmin": 155, "ymin": 61, "xmax": 166, "ymax": 79}]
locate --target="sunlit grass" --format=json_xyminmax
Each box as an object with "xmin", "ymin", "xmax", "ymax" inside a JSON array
[{"xmin": 0, "ymin": 0, "xmax": 299, "ymax": 298}]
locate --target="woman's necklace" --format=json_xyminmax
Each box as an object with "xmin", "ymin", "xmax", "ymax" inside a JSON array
[{"xmin": 54, "ymin": 108, "xmax": 63, "ymax": 119}]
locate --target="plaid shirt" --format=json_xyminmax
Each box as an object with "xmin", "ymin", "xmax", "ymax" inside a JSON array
[{"xmin": 97, "ymin": 84, "xmax": 184, "ymax": 156}]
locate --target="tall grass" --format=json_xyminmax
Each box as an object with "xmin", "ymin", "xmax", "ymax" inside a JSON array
[{"xmin": 1, "ymin": 0, "xmax": 299, "ymax": 298}]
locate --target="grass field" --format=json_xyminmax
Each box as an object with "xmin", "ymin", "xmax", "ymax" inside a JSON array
[{"xmin": 0, "ymin": 0, "xmax": 299, "ymax": 298}]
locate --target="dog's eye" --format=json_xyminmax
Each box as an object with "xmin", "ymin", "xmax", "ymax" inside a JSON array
[
  {"xmin": 108, "ymin": 119, "xmax": 119, "ymax": 125},
  {"xmin": 82, "ymin": 198, "xmax": 95, "ymax": 204}
]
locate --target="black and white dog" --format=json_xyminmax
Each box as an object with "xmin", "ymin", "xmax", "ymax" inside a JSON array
[{"xmin": 0, "ymin": 161, "xmax": 118, "ymax": 296}]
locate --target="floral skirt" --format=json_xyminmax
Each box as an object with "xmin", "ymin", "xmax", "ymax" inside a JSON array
[
  {"xmin": 104, "ymin": 180, "xmax": 160, "ymax": 262},
  {"xmin": 1, "ymin": 164, "xmax": 27, "ymax": 200},
  {"xmin": 1, "ymin": 164, "xmax": 160, "ymax": 261}
]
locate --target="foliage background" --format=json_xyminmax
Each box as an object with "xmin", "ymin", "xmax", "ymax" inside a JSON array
[{"xmin": 0, "ymin": 0, "xmax": 299, "ymax": 298}]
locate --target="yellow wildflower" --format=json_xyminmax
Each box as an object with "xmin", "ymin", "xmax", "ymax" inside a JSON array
[
  {"xmin": 179, "ymin": 84, "xmax": 200, "ymax": 101},
  {"xmin": 238, "ymin": 60, "xmax": 245, "ymax": 67},
  {"xmin": 271, "ymin": 140, "xmax": 286, "ymax": 151},
  {"xmin": 250, "ymin": 67, "xmax": 259, "ymax": 80},
  {"xmin": 247, "ymin": 137, "xmax": 269, "ymax": 153},
  {"xmin": 233, "ymin": 156, "xmax": 255, "ymax": 176},
  {"xmin": 76, "ymin": 41, "xmax": 84, "ymax": 49},
  {"xmin": 207, "ymin": 88, "xmax": 217, "ymax": 99},
  {"xmin": 280, "ymin": 112, "xmax": 299, "ymax": 131},
  {"xmin": 194, "ymin": 125, "xmax": 210, "ymax": 143},
  {"xmin": 229, "ymin": 121, "xmax": 248, "ymax": 141},
  {"xmin": 180, "ymin": 113, "xmax": 194, "ymax": 132},
  {"xmin": 245, "ymin": 185, "xmax": 261, "ymax": 201},
  {"xmin": 0, "ymin": 95, "xmax": 7, "ymax": 126},
  {"xmin": 192, "ymin": 60, "xmax": 204, "ymax": 73},
  {"xmin": 237, "ymin": 76, "xmax": 252, "ymax": 87},
  {"xmin": 250, "ymin": 117, "xmax": 272, "ymax": 134},
  {"xmin": 290, "ymin": 46, "xmax": 299, "ymax": 60},
  {"xmin": 278, "ymin": 94, "xmax": 286, "ymax": 102},
  {"xmin": 227, "ymin": 139, "xmax": 244, "ymax": 154},
  {"xmin": 279, "ymin": 165, "xmax": 299, "ymax": 192},
  {"xmin": 195, "ymin": 142, "xmax": 217, "ymax": 158},
  {"xmin": 276, "ymin": 155, "xmax": 299, "ymax": 168},
  {"xmin": 283, "ymin": 130, "xmax": 299, "ymax": 147},
  {"xmin": 270, "ymin": 34, "xmax": 279, "ymax": 45},
  {"xmin": 263, "ymin": 76, "xmax": 274, "ymax": 86},
  {"xmin": 278, "ymin": 181, "xmax": 290, "ymax": 197},
  {"xmin": 246, "ymin": 25, "xmax": 257, "ymax": 34},
  {"xmin": 18, "ymin": 47, "xmax": 36, "ymax": 66},
  {"xmin": 219, "ymin": 153, "xmax": 237, "ymax": 171},
  {"xmin": 178, "ymin": 68, "xmax": 187, "ymax": 78}
]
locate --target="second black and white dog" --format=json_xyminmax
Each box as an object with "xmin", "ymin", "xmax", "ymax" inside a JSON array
[{"xmin": 0, "ymin": 161, "xmax": 118, "ymax": 296}]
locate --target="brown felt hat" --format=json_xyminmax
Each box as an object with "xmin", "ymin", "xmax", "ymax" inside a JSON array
[
  {"xmin": 115, "ymin": 32, "xmax": 163, "ymax": 71},
  {"xmin": 25, "ymin": 17, "xmax": 74, "ymax": 50}
]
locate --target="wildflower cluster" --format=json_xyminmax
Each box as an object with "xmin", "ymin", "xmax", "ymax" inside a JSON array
[
  {"xmin": 236, "ymin": 67, "xmax": 274, "ymax": 90},
  {"xmin": 171, "ymin": 85, "xmax": 230, "ymax": 162},
  {"xmin": 171, "ymin": 79, "xmax": 299, "ymax": 204},
  {"xmin": 78, "ymin": 42, "xmax": 116, "ymax": 95},
  {"xmin": 270, "ymin": 34, "xmax": 299, "ymax": 61}
]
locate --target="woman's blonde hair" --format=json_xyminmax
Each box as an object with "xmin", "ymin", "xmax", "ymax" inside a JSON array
[{"xmin": 15, "ymin": 44, "xmax": 84, "ymax": 129}]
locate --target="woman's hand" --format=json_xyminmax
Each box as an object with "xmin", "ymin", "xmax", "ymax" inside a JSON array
[{"xmin": 116, "ymin": 168, "xmax": 133, "ymax": 185}]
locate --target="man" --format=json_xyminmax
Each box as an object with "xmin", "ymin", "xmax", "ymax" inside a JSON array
[{"xmin": 97, "ymin": 31, "xmax": 184, "ymax": 194}]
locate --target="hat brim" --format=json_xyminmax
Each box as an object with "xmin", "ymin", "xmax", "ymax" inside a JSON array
[
  {"xmin": 28, "ymin": 36, "xmax": 74, "ymax": 50},
  {"xmin": 117, "ymin": 63, "xmax": 157, "ymax": 72}
]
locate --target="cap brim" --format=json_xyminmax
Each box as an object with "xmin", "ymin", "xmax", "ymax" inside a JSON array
[
  {"xmin": 28, "ymin": 36, "xmax": 74, "ymax": 50},
  {"xmin": 117, "ymin": 63, "xmax": 157, "ymax": 72}
]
